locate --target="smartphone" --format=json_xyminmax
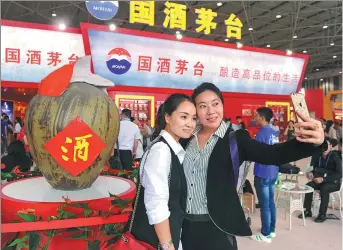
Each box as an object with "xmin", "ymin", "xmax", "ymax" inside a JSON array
[{"xmin": 290, "ymin": 93, "xmax": 310, "ymax": 123}]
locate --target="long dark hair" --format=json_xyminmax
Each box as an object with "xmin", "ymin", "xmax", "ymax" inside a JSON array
[
  {"xmin": 1, "ymin": 140, "xmax": 32, "ymax": 172},
  {"xmin": 152, "ymin": 94, "xmax": 194, "ymax": 138}
]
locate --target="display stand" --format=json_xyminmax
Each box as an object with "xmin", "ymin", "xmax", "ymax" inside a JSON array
[{"xmin": 1, "ymin": 176, "xmax": 136, "ymax": 249}]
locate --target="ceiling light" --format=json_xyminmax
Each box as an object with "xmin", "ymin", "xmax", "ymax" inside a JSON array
[
  {"xmin": 176, "ymin": 33, "xmax": 183, "ymax": 40},
  {"xmin": 217, "ymin": 2, "xmax": 223, "ymax": 6},
  {"xmin": 224, "ymin": 38, "xmax": 229, "ymax": 42},
  {"xmin": 248, "ymin": 27, "xmax": 253, "ymax": 31},
  {"xmin": 52, "ymin": 11, "xmax": 57, "ymax": 17},
  {"xmin": 320, "ymin": 78, "xmax": 323, "ymax": 81},
  {"xmin": 304, "ymin": 77, "xmax": 307, "ymax": 80},
  {"xmin": 24, "ymin": 93, "xmax": 26, "ymax": 95},
  {"xmin": 303, "ymin": 50, "xmax": 307, "ymax": 53},
  {"xmin": 316, "ymin": 68, "xmax": 319, "ymax": 71},
  {"xmin": 330, "ymin": 42, "xmax": 335, "ymax": 46},
  {"xmin": 266, "ymin": 44, "xmax": 271, "ymax": 48},
  {"xmin": 109, "ymin": 24, "xmax": 116, "ymax": 31},
  {"xmin": 276, "ymin": 14, "xmax": 282, "ymax": 19},
  {"xmin": 323, "ymin": 25, "xmax": 328, "ymax": 29},
  {"xmin": 176, "ymin": 30, "xmax": 180, "ymax": 34},
  {"xmin": 339, "ymin": 71, "xmax": 342, "ymax": 74},
  {"xmin": 286, "ymin": 49, "xmax": 292, "ymax": 55},
  {"xmin": 333, "ymin": 55, "xmax": 337, "ymax": 58},
  {"xmin": 293, "ymin": 35, "xmax": 298, "ymax": 39},
  {"xmin": 58, "ymin": 23, "xmax": 66, "ymax": 30},
  {"xmin": 236, "ymin": 42, "xmax": 243, "ymax": 48}
]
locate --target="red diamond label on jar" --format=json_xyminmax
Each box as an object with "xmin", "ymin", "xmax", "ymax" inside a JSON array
[{"xmin": 45, "ymin": 117, "xmax": 106, "ymax": 176}]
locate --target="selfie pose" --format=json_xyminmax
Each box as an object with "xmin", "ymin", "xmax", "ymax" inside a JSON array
[
  {"xmin": 128, "ymin": 94, "xmax": 197, "ymax": 250},
  {"xmin": 181, "ymin": 83, "xmax": 325, "ymax": 250}
]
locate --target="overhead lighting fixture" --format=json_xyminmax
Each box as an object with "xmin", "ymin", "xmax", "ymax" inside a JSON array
[
  {"xmin": 339, "ymin": 71, "xmax": 342, "ymax": 74},
  {"xmin": 276, "ymin": 14, "xmax": 282, "ymax": 19},
  {"xmin": 52, "ymin": 11, "xmax": 57, "ymax": 17},
  {"xmin": 176, "ymin": 30, "xmax": 180, "ymax": 34},
  {"xmin": 323, "ymin": 25, "xmax": 328, "ymax": 29},
  {"xmin": 248, "ymin": 27, "xmax": 253, "ymax": 31},
  {"xmin": 333, "ymin": 55, "xmax": 337, "ymax": 58},
  {"xmin": 24, "ymin": 93, "xmax": 26, "ymax": 95},
  {"xmin": 330, "ymin": 42, "xmax": 335, "ymax": 46},
  {"xmin": 316, "ymin": 68, "xmax": 319, "ymax": 71},
  {"xmin": 224, "ymin": 38, "xmax": 229, "ymax": 42},
  {"xmin": 217, "ymin": 2, "xmax": 223, "ymax": 6},
  {"xmin": 176, "ymin": 33, "xmax": 183, "ymax": 40},
  {"xmin": 109, "ymin": 24, "xmax": 116, "ymax": 31},
  {"xmin": 304, "ymin": 77, "xmax": 307, "ymax": 80},
  {"xmin": 266, "ymin": 44, "xmax": 271, "ymax": 48},
  {"xmin": 303, "ymin": 50, "xmax": 307, "ymax": 53},
  {"xmin": 320, "ymin": 78, "xmax": 323, "ymax": 81},
  {"xmin": 236, "ymin": 42, "xmax": 243, "ymax": 48},
  {"xmin": 293, "ymin": 35, "xmax": 298, "ymax": 39},
  {"xmin": 58, "ymin": 23, "xmax": 66, "ymax": 30},
  {"xmin": 286, "ymin": 49, "xmax": 292, "ymax": 55}
]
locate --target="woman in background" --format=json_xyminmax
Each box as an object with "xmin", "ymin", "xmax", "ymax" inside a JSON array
[
  {"xmin": 14, "ymin": 117, "xmax": 22, "ymax": 138},
  {"xmin": 1, "ymin": 140, "xmax": 32, "ymax": 172},
  {"xmin": 284, "ymin": 120, "xmax": 296, "ymax": 141}
]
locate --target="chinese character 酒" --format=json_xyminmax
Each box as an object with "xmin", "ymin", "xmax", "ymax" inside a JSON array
[
  {"xmin": 157, "ymin": 58, "xmax": 171, "ymax": 73},
  {"xmin": 163, "ymin": 1, "xmax": 187, "ymax": 30},
  {"xmin": 26, "ymin": 50, "xmax": 41, "ymax": 65}
]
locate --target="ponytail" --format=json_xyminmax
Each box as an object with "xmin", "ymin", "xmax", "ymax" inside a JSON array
[{"xmin": 151, "ymin": 104, "xmax": 165, "ymax": 140}]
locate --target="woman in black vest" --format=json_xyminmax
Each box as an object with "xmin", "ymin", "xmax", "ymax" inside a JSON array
[
  {"xmin": 130, "ymin": 94, "xmax": 197, "ymax": 250},
  {"xmin": 181, "ymin": 83, "xmax": 325, "ymax": 250}
]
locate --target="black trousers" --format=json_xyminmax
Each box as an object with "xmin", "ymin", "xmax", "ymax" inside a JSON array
[
  {"xmin": 181, "ymin": 216, "xmax": 237, "ymax": 250},
  {"xmin": 114, "ymin": 149, "xmax": 133, "ymax": 170},
  {"xmin": 304, "ymin": 181, "xmax": 340, "ymax": 215}
]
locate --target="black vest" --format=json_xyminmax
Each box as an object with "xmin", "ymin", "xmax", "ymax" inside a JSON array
[{"xmin": 131, "ymin": 137, "xmax": 187, "ymax": 249}]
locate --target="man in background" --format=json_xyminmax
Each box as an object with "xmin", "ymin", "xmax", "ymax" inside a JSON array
[
  {"xmin": 142, "ymin": 118, "xmax": 154, "ymax": 150},
  {"xmin": 225, "ymin": 117, "xmax": 239, "ymax": 131},
  {"xmin": 115, "ymin": 109, "xmax": 140, "ymax": 170},
  {"xmin": 251, "ymin": 107, "xmax": 279, "ymax": 243},
  {"xmin": 1, "ymin": 115, "xmax": 9, "ymax": 154},
  {"xmin": 270, "ymin": 119, "xmax": 280, "ymax": 134},
  {"xmin": 236, "ymin": 116, "xmax": 242, "ymax": 124}
]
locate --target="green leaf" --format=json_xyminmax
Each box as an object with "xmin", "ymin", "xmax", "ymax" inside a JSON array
[
  {"xmin": 117, "ymin": 172, "xmax": 127, "ymax": 177},
  {"xmin": 46, "ymin": 230, "xmax": 56, "ymax": 237},
  {"xmin": 84, "ymin": 208, "xmax": 92, "ymax": 218},
  {"xmin": 67, "ymin": 233, "xmax": 87, "ymax": 239},
  {"xmin": 78, "ymin": 227, "xmax": 93, "ymax": 232},
  {"xmin": 16, "ymin": 242, "xmax": 29, "ymax": 249},
  {"xmin": 87, "ymin": 240, "xmax": 100, "ymax": 250},
  {"xmin": 16, "ymin": 213, "xmax": 36, "ymax": 222},
  {"xmin": 57, "ymin": 209, "xmax": 76, "ymax": 219},
  {"xmin": 8, "ymin": 235, "xmax": 29, "ymax": 247},
  {"xmin": 69, "ymin": 203, "xmax": 89, "ymax": 209},
  {"xmin": 29, "ymin": 232, "xmax": 41, "ymax": 250}
]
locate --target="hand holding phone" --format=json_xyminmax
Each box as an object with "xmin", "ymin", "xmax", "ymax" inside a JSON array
[{"xmin": 290, "ymin": 93, "xmax": 324, "ymax": 145}]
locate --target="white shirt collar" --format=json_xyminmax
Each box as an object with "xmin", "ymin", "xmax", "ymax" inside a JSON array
[{"xmin": 160, "ymin": 130, "xmax": 185, "ymax": 157}]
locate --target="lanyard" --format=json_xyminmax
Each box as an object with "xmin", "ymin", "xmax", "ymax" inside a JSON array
[{"xmin": 318, "ymin": 151, "xmax": 332, "ymax": 169}]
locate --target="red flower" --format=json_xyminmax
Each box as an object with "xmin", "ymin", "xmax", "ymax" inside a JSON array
[
  {"xmin": 1, "ymin": 163, "xmax": 5, "ymax": 169},
  {"xmin": 11, "ymin": 166, "xmax": 21, "ymax": 173}
]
